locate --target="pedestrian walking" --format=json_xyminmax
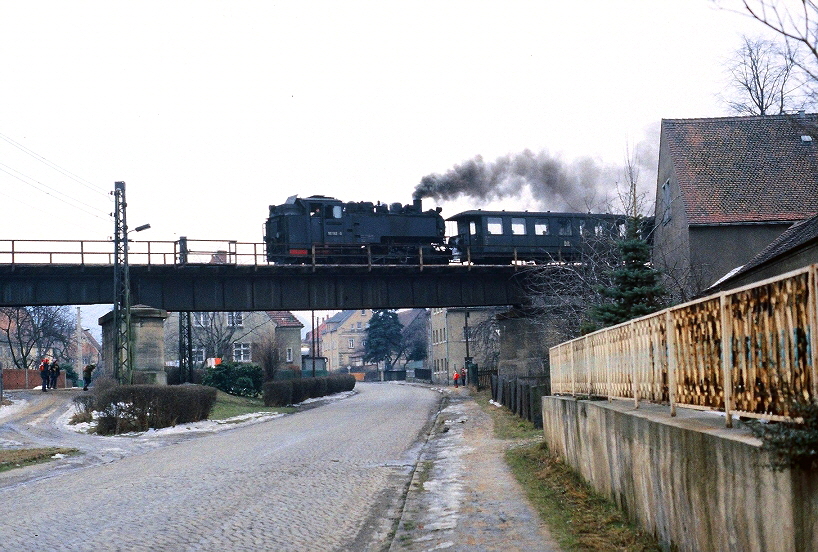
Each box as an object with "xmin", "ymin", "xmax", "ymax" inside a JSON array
[
  {"xmin": 453, "ymin": 370, "xmax": 460, "ymax": 388},
  {"xmin": 83, "ymin": 363, "xmax": 96, "ymax": 391},
  {"xmin": 50, "ymin": 361, "xmax": 60, "ymax": 390},
  {"xmin": 39, "ymin": 358, "xmax": 50, "ymax": 392}
]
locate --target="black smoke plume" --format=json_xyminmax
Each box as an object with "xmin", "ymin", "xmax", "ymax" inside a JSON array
[{"xmin": 414, "ymin": 149, "xmax": 627, "ymax": 212}]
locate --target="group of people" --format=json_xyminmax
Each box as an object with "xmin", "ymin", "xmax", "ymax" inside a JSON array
[
  {"xmin": 38, "ymin": 358, "xmax": 61, "ymax": 392},
  {"xmin": 453, "ymin": 367, "xmax": 467, "ymax": 388}
]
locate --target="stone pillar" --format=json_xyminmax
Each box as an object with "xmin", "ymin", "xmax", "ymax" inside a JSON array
[
  {"xmin": 497, "ymin": 308, "xmax": 549, "ymax": 382},
  {"xmin": 100, "ymin": 305, "xmax": 169, "ymax": 385}
]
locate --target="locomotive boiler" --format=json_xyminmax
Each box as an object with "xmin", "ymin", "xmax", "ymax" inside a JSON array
[{"xmin": 264, "ymin": 195, "xmax": 450, "ymax": 264}]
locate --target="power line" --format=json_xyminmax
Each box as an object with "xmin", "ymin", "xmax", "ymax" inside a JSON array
[
  {"xmin": 0, "ymin": 131, "xmax": 110, "ymax": 197},
  {"xmin": 0, "ymin": 164, "xmax": 111, "ymax": 222}
]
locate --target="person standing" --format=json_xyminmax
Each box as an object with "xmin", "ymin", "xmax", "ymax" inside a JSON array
[
  {"xmin": 453, "ymin": 370, "xmax": 460, "ymax": 388},
  {"xmin": 50, "ymin": 361, "xmax": 60, "ymax": 390},
  {"xmin": 460, "ymin": 367, "xmax": 467, "ymax": 388},
  {"xmin": 83, "ymin": 363, "xmax": 96, "ymax": 391},
  {"xmin": 39, "ymin": 358, "xmax": 50, "ymax": 392}
]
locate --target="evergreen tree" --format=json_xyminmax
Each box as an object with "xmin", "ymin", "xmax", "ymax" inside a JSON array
[
  {"xmin": 592, "ymin": 216, "xmax": 665, "ymax": 329},
  {"xmin": 363, "ymin": 310, "xmax": 403, "ymax": 370}
]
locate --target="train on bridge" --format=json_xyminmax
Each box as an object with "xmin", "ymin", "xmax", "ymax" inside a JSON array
[{"xmin": 264, "ymin": 195, "xmax": 632, "ymax": 265}]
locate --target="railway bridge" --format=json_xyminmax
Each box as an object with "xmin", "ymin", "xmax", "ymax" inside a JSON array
[{"xmin": 0, "ymin": 239, "xmax": 532, "ymax": 310}]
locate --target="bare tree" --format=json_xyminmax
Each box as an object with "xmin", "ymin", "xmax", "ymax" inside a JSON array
[
  {"xmin": 466, "ymin": 308, "xmax": 504, "ymax": 371},
  {"xmin": 723, "ymin": 35, "xmax": 804, "ymax": 114},
  {"xmin": 733, "ymin": 1, "xmax": 818, "ymax": 103},
  {"xmin": 0, "ymin": 306, "xmax": 75, "ymax": 371}
]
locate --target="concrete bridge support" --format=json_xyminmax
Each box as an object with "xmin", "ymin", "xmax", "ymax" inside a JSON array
[
  {"xmin": 100, "ymin": 306, "xmax": 169, "ymax": 385},
  {"xmin": 497, "ymin": 309, "xmax": 549, "ymax": 385}
]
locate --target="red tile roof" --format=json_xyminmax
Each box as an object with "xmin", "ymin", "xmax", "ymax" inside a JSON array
[
  {"xmin": 663, "ymin": 114, "xmax": 818, "ymax": 225},
  {"xmin": 266, "ymin": 311, "xmax": 303, "ymax": 328}
]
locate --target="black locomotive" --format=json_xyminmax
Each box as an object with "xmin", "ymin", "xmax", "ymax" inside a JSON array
[
  {"xmin": 264, "ymin": 194, "xmax": 628, "ymax": 265},
  {"xmin": 264, "ymin": 195, "xmax": 449, "ymax": 264}
]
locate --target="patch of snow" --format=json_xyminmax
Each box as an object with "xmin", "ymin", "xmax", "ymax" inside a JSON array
[
  {"xmin": 489, "ymin": 400, "xmax": 502, "ymax": 408},
  {"xmin": 0, "ymin": 397, "xmax": 28, "ymax": 421},
  {"xmin": 51, "ymin": 453, "xmax": 66, "ymax": 459}
]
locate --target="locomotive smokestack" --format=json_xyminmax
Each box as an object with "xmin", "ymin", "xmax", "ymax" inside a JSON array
[{"xmin": 413, "ymin": 198, "xmax": 422, "ymax": 211}]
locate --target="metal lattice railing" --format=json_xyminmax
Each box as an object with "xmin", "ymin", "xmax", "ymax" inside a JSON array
[{"xmin": 550, "ymin": 264, "xmax": 818, "ymax": 425}]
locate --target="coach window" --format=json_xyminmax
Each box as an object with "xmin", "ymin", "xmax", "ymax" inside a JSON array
[
  {"xmin": 511, "ymin": 218, "xmax": 526, "ymax": 235},
  {"xmin": 558, "ymin": 219, "xmax": 572, "ymax": 236},
  {"xmin": 469, "ymin": 221, "xmax": 477, "ymax": 235},
  {"xmin": 534, "ymin": 221, "xmax": 548, "ymax": 235},
  {"xmin": 487, "ymin": 217, "xmax": 503, "ymax": 235}
]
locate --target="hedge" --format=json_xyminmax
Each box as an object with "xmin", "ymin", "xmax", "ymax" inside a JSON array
[
  {"xmin": 263, "ymin": 374, "xmax": 356, "ymax": 407},
  {"xmin": 94, "ymin": 384, "xmax": 218, "ymax": 435}
]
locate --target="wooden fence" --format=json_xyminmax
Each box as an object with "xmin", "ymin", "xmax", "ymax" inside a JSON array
[
  {"xmin": 491, "ymin": 375, "xmax": 549, "ymax": 429},
  {"xmin": 550, "ymin": 264, "xmax": 818, "ymax": 426}
]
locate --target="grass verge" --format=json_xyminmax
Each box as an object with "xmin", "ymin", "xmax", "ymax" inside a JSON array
[
  {"xmin": 209, "ymin": 390, "xmax": 295, "ymax": 420},
  {"xmin": 475, "ymin": 390, "xmax": 660, "ymax": 551},
  {"xmin": 0, "ymin": 447, "xmax": 79, "ymax": 473}
]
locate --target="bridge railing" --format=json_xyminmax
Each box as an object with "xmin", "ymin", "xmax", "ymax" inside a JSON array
[
  {"xmin": 549, "ymin": 263, "xmax": 818, "ymax": 425},
  {"xmin": 0, "ymin": 239, "xmax": 561, "ymax": 268},
  {"xmin": 0, "ymin": 239, "xmax": 272, "ymax": 266}
]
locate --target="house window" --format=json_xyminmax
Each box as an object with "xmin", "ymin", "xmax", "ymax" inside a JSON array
[
  {"xmin": 661, "ymin": 179, "xmax": 672, "ymax": 225},
  {"xmin": 192, "ymin": 348, "xmax": 206, "ymax": 363},
  {"xmin": 193, "ymin": 312, "xmax": 208, "ymax": 326},
  {"xmin": 232, "ymin": 342, "xmax": 251, "ymax": 362},
  {"xmin": 487, "ymin": 217, "xmax": 503, "ymax": 235},
  {"xmin": 348, "ymin": 338, "xmax": 355, "ymax": 349},
  {"xmin": 511, "ymin": 218, "xmax": 526, "ymax": 235},
  {"xmin": 227, "ymin": 312, "xmax": 244, "ymax": 327},
  {"xmin": 357, "ymin": 322, "xmax": 362, "ymax": 330},
  {"xmin": 286, "ymin": 347, "xmax": 293, "ymax": 363},
  {"xmin": 361, "ymin": 309, "xmax": 366, "ymax": 315},
  {"xmin": 534, "ymin": 221, "xmax": 549, "ymax": 235}
]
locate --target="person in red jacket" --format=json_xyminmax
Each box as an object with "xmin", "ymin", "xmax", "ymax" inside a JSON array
[
  {"xmin": 39, "ymin": 358, "xmax": 50, "ymax": 392},
  {"xmin": 453, "ymin": 370, "xmax": 460, "ymax": 388}
]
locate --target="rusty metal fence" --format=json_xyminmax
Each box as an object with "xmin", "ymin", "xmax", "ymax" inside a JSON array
[{"xmin": 550, "ymin": 264, "xmax": 818, "ymax": 425}]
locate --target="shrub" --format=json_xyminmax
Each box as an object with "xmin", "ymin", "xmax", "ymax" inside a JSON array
[
  {"xmin": 165, "ymin": 366, "xmax": 205, "ymax": 385},
  {"xmin": 263, "ymin": 374, "xmax": 356, "ymax": 407},
  {"xmin": 749, "ymin": 400, "xmax": 818, "ymax": 471},
  {"xmin": 202, "ymin": 362, "xmax": 263, "ymax": 397},
  {"xmin": 94, "ymin": 384, "xmax": 218, "ymax": 435},
  {"xmin": 264, "ymin": 380, "xmax": 293, "ymax": 407},
  {"xmin": 70, "ymin": 394, "xmax": 96, "ymax": 425}
]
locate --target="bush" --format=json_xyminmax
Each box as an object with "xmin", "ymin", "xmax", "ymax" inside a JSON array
[
  {"xmin": 749, "ymin": 400, "xmax": 818, "ymax": 471},
  {"xmin": 165, "ymin": 366, "xmax": 206, "ymax": 385},
  {"xmin": 94, "ymin": 384, "xmax": 218, "ymax": 435},
  {"xmin": 263, "ymin": 374, "xmax": 355, "ymax": 407},
  {"xmin": 202, "ymin": 362, "xmax": 263, "ymax": 397},
  {"xmin": 70, "ymin": 394, "xmax": 96, "ymax": 425}
]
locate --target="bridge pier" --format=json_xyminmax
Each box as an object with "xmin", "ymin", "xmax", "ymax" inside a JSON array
[
  {"xmin": 497, "ymin": 308, "xmax": 549, "ymax": 388},
  {"xmin": 100, "ymin": 306, "xmax": 169, "ymax": 384}
]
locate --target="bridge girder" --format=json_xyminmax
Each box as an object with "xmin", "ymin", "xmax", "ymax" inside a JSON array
[{"xmin": 0, "ymin": 264, "xmax": 533, "ymax": 311}]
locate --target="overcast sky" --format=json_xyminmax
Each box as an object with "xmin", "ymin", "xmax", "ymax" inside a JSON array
[{"xmin": 0, "ymin": 1, "xmax": 777, "ymax": 333}]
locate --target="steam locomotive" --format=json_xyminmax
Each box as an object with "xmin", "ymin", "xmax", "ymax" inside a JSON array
[{"xmin": 264, "ymin": 195, "xmax": 628, "ymax": 265}]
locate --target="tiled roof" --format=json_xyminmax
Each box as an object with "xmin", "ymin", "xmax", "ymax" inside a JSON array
[
  {"xmin": 726, "ymin": 213, "xmax": 818, "ymax": 280},
  {"xmin": 266, "ymin": 311, "xmax": 303, "ymax": 328},
  {"xmin": 663, "ymin": 114, "xmax": 818, "ymax": 225}
]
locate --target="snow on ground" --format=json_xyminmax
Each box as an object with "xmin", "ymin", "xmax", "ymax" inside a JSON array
[
  {"xmin": 0, "ymin": 396, "xmax": 28, "ymax": 422},
  {"xmin": 60, "ymin": 389, "xmax": 358, "ymax": 438}
]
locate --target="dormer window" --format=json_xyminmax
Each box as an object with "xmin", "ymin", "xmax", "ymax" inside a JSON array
[{"xmin": 801, "ymin": 135, "xmax": 814, "ymax": 143}]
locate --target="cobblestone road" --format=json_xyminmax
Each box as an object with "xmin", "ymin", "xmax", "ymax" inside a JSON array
[{"xmin": 0, "ymin": 383, "xmax": 441, "ymax": 551}]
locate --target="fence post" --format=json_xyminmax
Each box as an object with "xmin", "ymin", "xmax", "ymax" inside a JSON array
[
  {"xmin": 719, "ymin": 293, "xmax": 733, "ymax": 428},
  {"xmin": 631, "ymin": 321, "xmax": 639, "ymax": 408},
  {"xmin": 570, "ymin": 341, "xmax": 576, "ymax": 397},
  {"xmin": 810, "ymin": 265, "xmax": 818, "ymax": 401},
  {"xmin": 666, "ymin": 309, "xmax": 677, "ymax": 417}
]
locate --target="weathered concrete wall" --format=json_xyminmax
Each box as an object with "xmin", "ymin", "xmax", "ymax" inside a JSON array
[
  {"xmin": 100, "ymin": 306, "xmax": 169, "ymax": 384},
  {"xmin": 498, "ymin": 311, "xmax": 549, "ymax": 383},
  {"xmin": 542, "ymin": 397, "xmax": 818, "ymax": 552}
]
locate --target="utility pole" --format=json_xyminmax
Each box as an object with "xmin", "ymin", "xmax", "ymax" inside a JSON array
[
  {"xmin": 178, "ymin": 237, "xmax": 192, "ymax": 383},
  {"xmin": 75, "ymin": 306, "xmax": 83, "ymax": 383},
  {"xmin": 112, "ymin": 181, "xmax": 132, "ymax": 384}
]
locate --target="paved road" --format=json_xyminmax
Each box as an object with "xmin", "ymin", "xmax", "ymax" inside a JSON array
[{"xmin": 0, "ymin": 383, "xmax": 441, "ymax": 551}]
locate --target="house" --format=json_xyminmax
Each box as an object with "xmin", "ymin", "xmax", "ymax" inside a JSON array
[
  {"xmin": 706, "ymin": 212, "xmax": 818, "ymax": 293},
  {"xmin": 163, "ymin": 310, "xmax": 303, "ymax": 370},
  {"xmin": 429, "ymin": 307, "xmax": 496, "ymax": 385},
  {"xmin": 314, "ymin": 309, "xmax": 373, "ymax": 372},
  {"xmin": 652, "ymin": 113, "xmax": 818, "ymax": 300}
]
